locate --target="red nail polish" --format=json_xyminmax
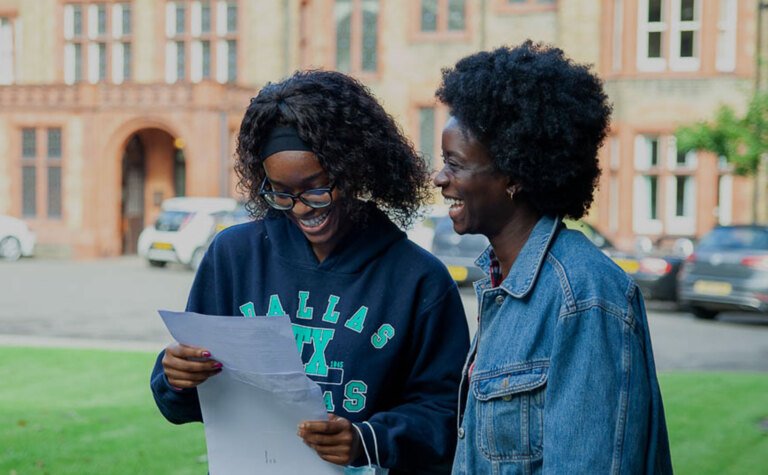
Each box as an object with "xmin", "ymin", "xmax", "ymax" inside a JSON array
[
  {"xmin": 202, "ymin": 351, "xmax": 211, "ymax": 358},
  {"xmin": 213, "ymin": 362, "xmax": 223, "ymax": 369}
]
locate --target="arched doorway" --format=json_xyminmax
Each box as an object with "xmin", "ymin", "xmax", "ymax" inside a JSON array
[
  {"xmin": 120, "ymin": 128, "xmax": 186, "ymax": 254},
  {"xmin": 121, "ymin": 135, "xmax": 145, "ymax": 254}
]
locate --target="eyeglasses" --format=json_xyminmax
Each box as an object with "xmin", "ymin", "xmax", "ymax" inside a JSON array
[{"xmin": 258, "ymin": 178, "xmax": 336, "ymax": 211}]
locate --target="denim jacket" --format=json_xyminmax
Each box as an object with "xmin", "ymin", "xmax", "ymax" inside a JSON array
[{"xmin": 452, "ymin": 216, "xmax": 672, "ymax": 475}]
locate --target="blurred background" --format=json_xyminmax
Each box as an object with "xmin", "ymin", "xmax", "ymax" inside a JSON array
[
  {"xmin": 0, "ymin": 1, "xmax": 767, "ymax": 474},
  {"xmin": 0, "ymin": 0, "xmax": 765, "ymax": 257}
]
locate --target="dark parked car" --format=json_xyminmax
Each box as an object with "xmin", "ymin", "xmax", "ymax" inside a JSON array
[
  {"xmin": 677, "ymin": 225, "xmax": 768, "ymax": 319},
  {"xmin": 408, "ymin": 213, "xmax": 615, "ymax": 286},
  {"xmin": 609, "ymin": 236, "xmax": 693, "ymax": 303},
  {"xmin": 430, "ymin": 215, "xmax": 489, "ymax": 284}
]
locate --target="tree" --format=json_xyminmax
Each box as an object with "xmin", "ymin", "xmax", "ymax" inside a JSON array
[{"xmin": 675, "ymin": 92, "xmax": 768, "ymax": 223}]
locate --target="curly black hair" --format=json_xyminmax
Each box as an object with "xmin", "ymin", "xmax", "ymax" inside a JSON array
[
  {"xmin": 436, "ymin": 40, "xmax": 612, "ymax": 220},
  {"xmin": 235, "ymin": 70, "xmax": 430, "ymax": 228}
]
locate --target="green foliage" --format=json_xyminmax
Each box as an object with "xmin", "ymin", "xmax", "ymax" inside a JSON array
[{"xmin": 675, "ymin": 92, "xmax": 768, "ymax": 176}]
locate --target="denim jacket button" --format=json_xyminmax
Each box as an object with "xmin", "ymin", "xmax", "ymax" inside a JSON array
[
  {"xmin": 495, "ymin": 295, "xmax": 505, "ymax": 305},
  {"xmin": 503, "ymin": 395, "xmax": 512, "ymax": 401},
  {"xmin": 458, "ymin": 427, "xmax": 465, "ymax": 439}
]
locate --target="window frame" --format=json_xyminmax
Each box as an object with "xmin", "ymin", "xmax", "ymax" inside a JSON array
[
  {"xmin": 333, "ymin": 0, "xmax": 381, "ymax": 78},
  {"xmin": 636, "ymin": 0, "xmax": 702, "ymax": 73},
  {"xmin": 715, "ymin": 0, "xmax": 737, "ymax": 72},
  {"xmin": 669, "ymin": 0, "xmax": 701, "ymax": 71},
  {"xmin": 167, "ymin": 0, "xmax": 238, "ymax": 84},
  {"xmin": 411, "ymin": 0, "xmax": 470, "ymax": 41},
  {"xmin": 633, "ymin": 134, "xmax": 663, "ymax": 234},
  {"xmin": 0, "ymin": 15, "xmax": 17, "ymax": 85},
  {"xmin": 64, "ymin": 2, "xmax": 133, "ymax": 85},
  {"xmin": 18, "ymin": 126, "xmax": 65, "ymax": 221}
]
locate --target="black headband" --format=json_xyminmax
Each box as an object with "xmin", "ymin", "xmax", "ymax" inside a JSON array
[{"xmin": 258, "ymin": 126, "xmax": 313, "ymax": 160}]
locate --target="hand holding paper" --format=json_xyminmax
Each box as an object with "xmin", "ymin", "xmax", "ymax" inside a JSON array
[
  {"xmin": 298, "ymin": 414, "xmax": 362, "ymax": 466},
  {"xmin": 161, "ymin": 343, "xmax": 222, "ymax": 389},
  {"xmin": 159, "ymin": 310, "xmax": 343, "ymax": 475}
]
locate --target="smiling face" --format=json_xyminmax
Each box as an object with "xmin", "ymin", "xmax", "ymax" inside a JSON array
[
  {"xmin": 433, "ymin": 117, "xmax": 514, "ymax": 238},
  {"xmin": 262, "ymin": 150, "xmax": 348, "ymax": 262}
]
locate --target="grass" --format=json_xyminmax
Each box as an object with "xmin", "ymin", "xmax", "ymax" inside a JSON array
[
  {"xmin": 0, "ymin": 347, "xmax": 766, "ymax": 474},
  {"xmin": 0, "ymin": 347, "xmax": 205, "ymax": 475},
  {"xmin": 659, "ymin": 372, "xmax": 768, "ymax": 475}
]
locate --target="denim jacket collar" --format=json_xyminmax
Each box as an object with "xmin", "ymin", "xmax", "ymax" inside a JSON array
[{"xmin": 474, "ymin": 215, "xmax": 561, "ymax": 298}]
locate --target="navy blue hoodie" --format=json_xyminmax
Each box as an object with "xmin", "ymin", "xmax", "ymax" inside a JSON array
[{"xmin": 150, "ymin": 205, "xmax": 469, "ymax": 473}]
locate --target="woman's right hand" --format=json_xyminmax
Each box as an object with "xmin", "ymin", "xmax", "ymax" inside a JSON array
[{"xmin": 162, "ymin": 343, "xmax": 222, "ymax": 389}]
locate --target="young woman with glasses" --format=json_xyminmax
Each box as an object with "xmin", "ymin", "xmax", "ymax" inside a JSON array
[{"xmin": 150, "ymin": 70, "xmax": 470, "ymax": 473}]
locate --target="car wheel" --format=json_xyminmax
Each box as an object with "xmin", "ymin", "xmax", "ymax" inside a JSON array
[
  {"xmin": 148, "ymin": 259, "xmax": 167, "ymax": 268},
  {"xmin": 691, "ymin": 306, "xmax": 718, "ymax": 320},
  {"xmin": 190, "ymin": 247, "xmax": 205, "ymax": 272},
  {"xmin": 0, "ymin": 236, "xmax": 22, "ymax": 261}
]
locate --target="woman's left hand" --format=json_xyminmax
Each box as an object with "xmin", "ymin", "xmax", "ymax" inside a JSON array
[{"xmin": 297, "ymin": 414, "xmax": 361, "ymax": 466}]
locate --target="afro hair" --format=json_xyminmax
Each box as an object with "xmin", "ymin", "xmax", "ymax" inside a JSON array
[{"xmin": 436, "ymin": 40, "xmax": 612, "ymax": 219}]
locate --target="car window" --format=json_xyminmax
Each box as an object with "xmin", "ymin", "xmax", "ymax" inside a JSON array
[
  {"xmin": 154, "ymin": 211, "xmax": 193, "ymax": 232},
  {"xmin": 697, "ymin": 227, "xmax": 768, "ymax": 251}
]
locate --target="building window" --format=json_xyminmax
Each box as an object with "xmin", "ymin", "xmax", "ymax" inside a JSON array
[
  {"xmin": 665, "ymin": 137, "xmax": 695, "ymax": 233},
  {"xmin": 20, "ymin": 128, "xmax": 63, "ymax": 219},
  {"xmin": 637, "ymin": 0, "xmax": 700, "ymax": 72},
  {"xmin": 637, "ymin": 0, "xmax": 666, "ymax": 71},
  {"xmin": 670, "ymin": 0, "xmax": 700, "ymax": 70},
  {"xmin": 611, "ymin": 0, "xmax": 623, "ymax": 72},
  {"xmin": 633, "ymin": 135, "xmax": 662, "ymax": 234},
  {"xmin": 418, "ymin": 107, "xmax": 436, "ymax": 168},
  {"xmin": 65, "ymin": 4, "xmax": 84, "ymax": 83},
  {"xmin": 226, "ymin": 39, "xmax": 236, "ymax": 81},
  {"xmin": 335, "ymin": 0, "xmax": 379, "ymax": 74},
  {"xmin": 0, "ymin": 17, "xmax": 15, "ymax": 85},
  {"xmin": 169, "ymin": 1, "xmax": 237, "ymax": 84},
  {"xmin": 634, "ymin": 134, "xmax": 697, "ymax": 235},
  {"xmin": 201, "ymin": 1, "xmax": 212, "ymax": 33},
  {"xmin": 65, "ymin": 3, "xmax": 132, "ymax": 84},
  {"xmin": 419, "ymin": 0, "xmax": 466, "ymax": 33},
  {"xmin": 226, "ymin": 1, "xmax": 237, "ymax": 32},
  {"xmin": 716, "ymin": 0, "xmax": 736, "ymax": 72}
]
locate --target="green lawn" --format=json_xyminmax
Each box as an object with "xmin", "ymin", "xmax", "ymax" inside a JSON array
[
  {"xmin": 1, "ymin": 347, "xmax": 766, "ymax": 474},
  {"xmin": 0, "ymin": 347, "xmax": 205, "ymax": 475}
]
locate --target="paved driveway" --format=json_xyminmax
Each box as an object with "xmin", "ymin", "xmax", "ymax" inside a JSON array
[{"xmin": 1, "ymin": 257, "xmax": 767, "ymax": 371}]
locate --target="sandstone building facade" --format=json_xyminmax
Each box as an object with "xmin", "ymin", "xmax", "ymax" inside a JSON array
[{"xmin": 0, "ymin": 0, "xmax": 760, "ymax": 257}]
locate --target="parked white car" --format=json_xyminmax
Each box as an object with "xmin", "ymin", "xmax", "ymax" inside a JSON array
[
  {"xmin": 137, "ymin": 197, "xmax": 238, "ymax": 270},
  {"xmin": 0, "ymin": 215, "xmax": 36, "ymax": 261}
]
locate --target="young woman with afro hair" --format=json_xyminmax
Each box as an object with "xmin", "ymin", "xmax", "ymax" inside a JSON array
[
  {"xmin": 150, "ymin": 70, "xmax": 469, "ymax": 473},
  {"xmin": 434, "ymin": 41, "xmax": 672, "ymax": 474}
]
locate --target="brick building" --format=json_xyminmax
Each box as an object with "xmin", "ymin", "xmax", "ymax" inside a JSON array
[{"xmin": 0, "ymin": 0, "xmax": 761, "ymax": 257}]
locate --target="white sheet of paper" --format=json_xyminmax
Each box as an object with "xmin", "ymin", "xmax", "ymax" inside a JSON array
[{"xmin": 159, "ymin": 310, "xmax": 343, "ymax": 475}]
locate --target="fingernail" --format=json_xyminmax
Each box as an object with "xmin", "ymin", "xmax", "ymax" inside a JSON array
[
  {"xmin": 213, "ymin": 362, "xmax": 223, "ymax": 369},
  {"xmin": 202, "ymin": 351, "xmax": 211, "ymax": 358},
  {"xmin": 171, "ymin": 385, "xmax": 184, "ymax": 391}
]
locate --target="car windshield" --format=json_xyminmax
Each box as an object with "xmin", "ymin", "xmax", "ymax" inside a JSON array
[
  {"xmin": 697, "ymin": 227, "xmax": 768, "ymax": 252},
  {"xmin": 154, "ymin": 211, "xmax": 193, "ymax": 232}
]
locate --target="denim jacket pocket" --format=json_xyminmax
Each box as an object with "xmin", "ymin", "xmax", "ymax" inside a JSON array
[{"xmin": 472, "ymin": 363, "xmax": 548, "ymax": 462}]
